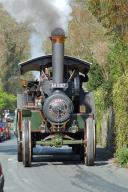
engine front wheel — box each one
[84,118,96,166]
[22,119,31,167]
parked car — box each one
[0,163,4,192]
[3,122,10,139]
[0,123,4,141]
[0,130,1,142]
[6,114,15,123]
[0,123,7,141]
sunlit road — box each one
[0,126,128,192]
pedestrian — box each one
[5,111,8,122]
[0,115,2,123]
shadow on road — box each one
[0,144,17,155]
[96,146,114,160]
[30,145,114,167]
[0,129,114,167]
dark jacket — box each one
[0,115,2,123]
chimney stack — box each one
[50,28,66,84]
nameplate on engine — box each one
[49,83,68,88]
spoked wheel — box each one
[17,141,22,162]
[84,118,96,166]
[22,119,31,167]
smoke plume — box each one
[0,0,72,58]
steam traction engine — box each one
[14,28,96,167]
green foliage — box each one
[1,32,29,95]
[93,87,106,144]
[74,0,128,167]
[102,76,114,106]
[106,39,128,77]
[113,75,128,150]
[102,38,128,106]
[0,86,16,115]
[117,148,128,167]
[86,37,128,162]
[86,0,128,39]
[86,0,102,20]
[0,7,32,95]
[86,61,104,91]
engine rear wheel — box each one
[84,118,96,165]
[22,119,31,167]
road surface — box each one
[0,127,128,192]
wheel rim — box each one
[93,120,96,162]
[29,121,31,165]
[84,118,96,165]
[22,119,31,167]
[22,122,25,165]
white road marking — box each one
[8,158,17,161]
[22,178,30,184]
[4,187,16,189]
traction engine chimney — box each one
[50,28,66,84]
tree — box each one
[86,0,128,39]
[0,86,16,115]
[0,6,32,95]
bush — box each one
[117,148,128,167]
[86,61,104,92]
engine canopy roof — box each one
[19,55,91,75]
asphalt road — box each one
[0,127,128,192]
